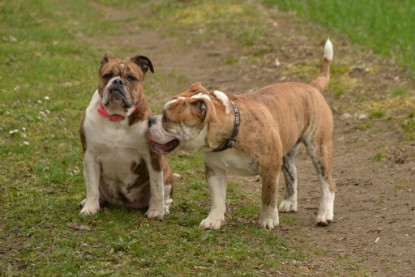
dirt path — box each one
[94,3,415,276]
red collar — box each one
[98,101,142,122]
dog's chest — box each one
[204,149,258,176]
[84,113,148,187]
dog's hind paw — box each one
[316,212,333,227]
[316,199,334,227]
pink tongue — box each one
[152,142,167,153]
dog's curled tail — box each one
[310,38,333,93]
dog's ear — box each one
[100,53,117,71]
[189,99,208,122]
[130,55,154,75]
[188,82,207,94]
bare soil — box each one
[95,3,415,276]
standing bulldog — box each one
[79,53,173,219]
[148,39,335,229]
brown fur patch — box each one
[128,96,153,126]
[79,114,86,155]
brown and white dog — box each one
[79,54,173,219]
[148,39,335,229]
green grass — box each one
[268,0,415,140]
[2,0,413,275]
[268,0,415,78]
[0,1,310,275]
[369,152,386,161]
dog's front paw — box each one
[146,204,169,220]
[258,216,279,229]
[200,215,225,230]
[259,205,279,229]
[278,199,297,213]
[80,201,100,216]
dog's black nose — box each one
[112,77,124,86]
[148,116,157,128]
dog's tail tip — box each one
[324,38,334,61]
[310,38,333,93]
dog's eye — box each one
[103,72,113,80]
[162,115,170,123]
[127,75,138,82]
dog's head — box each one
[98,54,154,115]
[148,83,234,155]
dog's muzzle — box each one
[148,115,180,155]
[107,77,129,107]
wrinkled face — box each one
[98,54,153,114]
[148,84,215,155]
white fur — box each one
[278,195,297,213]
[180,125,209,152]
[259,205,279,229]
[164,184,173,206]
[80,91,170,218]
[190,92,211,101]
[180,122,194,141]
[204,148,258,176]
[213,90,230,114]
[199,150,259,229]
[199,166,227,230]
[163,96,186,110]
[163,99,178,110]
[148,115,177,144]
[316,176,335,224]
[324,38,333,61]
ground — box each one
[0,1,415,276]
[89,3,415,276]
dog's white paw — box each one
[146,204,169,220]
[316,209,333,227]
[316,192,334,226]
[259,216,279,230]
[80,201,100,216]
[200,216,225,230]
[278,199,297,213]
[259,205,279,229]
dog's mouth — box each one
[107,89,130,107]
[151,139,180,155]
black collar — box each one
[212,100,240,152]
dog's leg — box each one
[279,144,300,213]
[200,164,227,230]
[80,151,101,215]
[145,154,168,220]
[164,182,173,208]
[259,166,281,229]
[304,139,336,226]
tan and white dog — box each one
[79,54,173,219]
[148,39,335,229]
